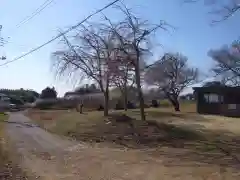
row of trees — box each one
[64,84,101,98]
[48,1,240,115]
[0,87,58,102]
[0,88,39,103]
[51,1,238,121]
[74,84,101,94]
[52,4,199,120]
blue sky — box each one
[0,0,239,96]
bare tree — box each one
[52,3,169,120]
[145,53,198,111]
[208,41,240,85]
[52,23,117,116]
[184,0,240,23]
[105,5,170,120]
[109,58,135,111]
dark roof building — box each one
[193,86,240,117]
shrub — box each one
[97,104,104,111]
[115,100,124,110]
[127,101,136,109]
[151,100,159,108]
[33,99,57,110]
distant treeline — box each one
[0,88,40,103]
[64,84,101,97]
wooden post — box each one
[79,101,83,114]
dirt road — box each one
[6,113,77,179]
[5,113,240,180]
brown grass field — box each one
[26,103,240,179]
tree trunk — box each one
[173,98,180,111]
[135,65,146,121]
[123,85,128,111]
[80,103,83,114]
[103,89,109,116]
[166,92,180,112]
[169,97,180,112]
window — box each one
[204,93,223,103]
[0,96,10,102]
[228,104,237,110]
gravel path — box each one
[5,113,165,180]
[5,113,240,180]
[6,113,79,179]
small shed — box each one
[193,86,240,117]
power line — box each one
[4,0,55,46]
[14,0,55,30]
[0,0,120,67]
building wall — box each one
[196,91,240,117]
[221,104,240,117]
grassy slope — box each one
[25,104,240,178]
[0,113,28,180]
[26,103,240,151]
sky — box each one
[0,0,239,96]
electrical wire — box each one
[4,0,55,46]
[0,0,120,67]
[14,0,55,30]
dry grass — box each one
[26,104,240,179]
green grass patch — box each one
[0,113,7,121]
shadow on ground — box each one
[131,110,211,122]
[66,113,240,170]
